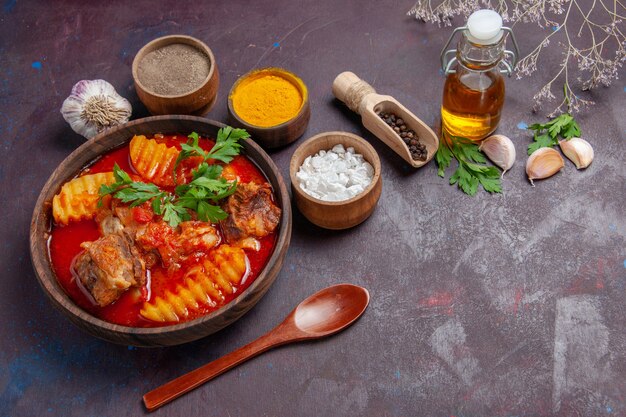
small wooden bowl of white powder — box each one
[290,131,382,230]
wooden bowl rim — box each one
[132,35,217,99]
[227,67,309,131]
[30,115,291,336]
[289,131,382,207]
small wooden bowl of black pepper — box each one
[132,35,219,116]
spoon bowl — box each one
[143,283,369,411]
[293,284,370,336]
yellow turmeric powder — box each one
[231,69,304,127]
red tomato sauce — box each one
[48,134,278,327]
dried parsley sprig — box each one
[436,136,502,196]
[98,128,248,228]
[527,113,581,155]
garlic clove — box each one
[61,79,132,139]
[559,137,593,169]
[526,147,564,185]
[479,134,516,175]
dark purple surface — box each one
[1,1,625,416]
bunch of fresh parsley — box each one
[435,136,502,196]
[99,127,249,228]
[527,113,581,155]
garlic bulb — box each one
[559,137,594,169]
[479,134,516,175]
[61,80,132,139]
[526,147,564,185]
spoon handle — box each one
[143,330,287,412]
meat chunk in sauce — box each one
[73,234,146,307]
[111,205,150,239]
[97,212,124,235]
[135,221,220,270]
[97,201,220,271]
[220,182,281,243]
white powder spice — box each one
[296,144,374,202]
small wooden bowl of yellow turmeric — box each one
[228,67,310,149]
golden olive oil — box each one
[441,69,504,142]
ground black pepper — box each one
[137,44,210,96]
[377,112,427,161]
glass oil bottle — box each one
[440,10,519,142]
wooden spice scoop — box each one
[332,71,438,168]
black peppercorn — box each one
[379,111,427,162]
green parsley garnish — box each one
[527,113,581,155]
[99,128,249,228]
[173,126,249,182]
[435,136,502,196]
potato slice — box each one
[140,245,249,323]
[129,135,179,186]
[52,172,115,225]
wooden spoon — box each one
[332,71,439,168]
[143,284,370,412]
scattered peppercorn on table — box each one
[3,1,625,417]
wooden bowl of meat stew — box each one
[30,116,291,347]
[132,35,220,116]
[289,131,382,230]
[227,68,311,149]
